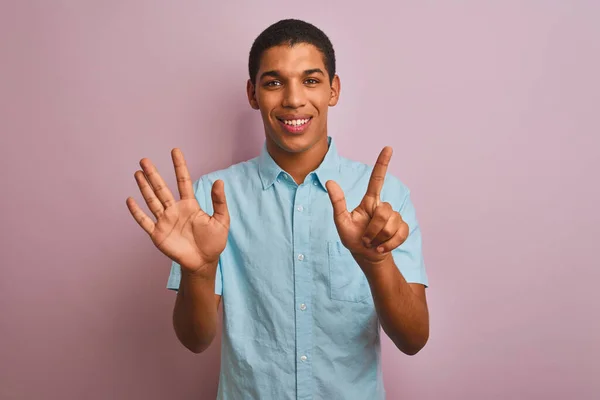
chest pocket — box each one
[327,241,371,303]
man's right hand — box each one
[126,148,229,277]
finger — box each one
[171,148,195,201]
[371,212,402,248]
[375,221,409,254]
[211,180,230,227]
[134,170,165,218]
[126,197,155,235]
[361,202,393,245]
[364,146,393,201]
[139,158,176,208]
[326,180,350,223]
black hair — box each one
[248,19,336,84]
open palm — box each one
[126,149,229,275]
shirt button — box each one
[300,355,308,362]
[313,182,318,186]
[300,303,307,311]
[297,254,304,261]
[297,205,304,212]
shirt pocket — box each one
[327,241,371,303]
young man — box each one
[127,19,429,400]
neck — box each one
[266,135,329,184]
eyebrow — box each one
[259,68,325,81]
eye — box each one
[305,78,319,85]
[264,80,282,87]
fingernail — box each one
[362,237,371,246]
[377,246,384,253]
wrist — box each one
[353,253,394,276]
[352,251,391,267]
[181,260,218,280]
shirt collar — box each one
[258,136,341,192]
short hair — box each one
[248,19,336,84]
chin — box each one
[274,133,323,154]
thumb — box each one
[326,180,349,221]
[210,180,230,226]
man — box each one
[126,19,429,400]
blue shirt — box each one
[167,136,428,400]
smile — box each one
[276,117,313,134]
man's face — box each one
[247,43,340,154]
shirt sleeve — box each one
[166,177,224,295]
[389,183,429,287]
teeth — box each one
[283,118,309,126]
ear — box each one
[328,74,341,107]
[246,79,259,110]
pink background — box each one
[1,1,599,399]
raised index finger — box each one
[364,146,393,200]
[171,148,195,200]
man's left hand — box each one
[326,147,409,265]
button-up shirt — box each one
[167,136,429,399]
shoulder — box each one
[194,157,260,188]
[339,155,411,201]
[189,157,260,212]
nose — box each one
[281,81,306,109]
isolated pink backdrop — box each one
[1,1,599,399]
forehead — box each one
[258,43,327,76]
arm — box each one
[173,264,222,354]
[358,256,429,355]
[326,146,429,356]
[126,149,229,354]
